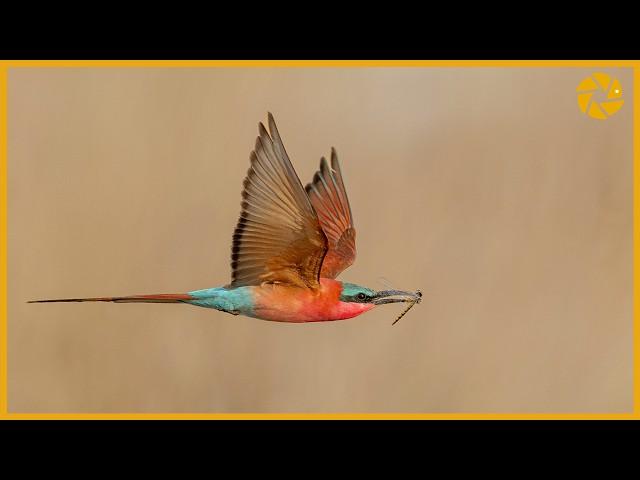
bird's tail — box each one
[28,293,194,304]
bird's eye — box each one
[357,293,367,301]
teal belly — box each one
[186,286,255,316]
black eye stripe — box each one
[340,289,374,303]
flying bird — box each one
[30,114,421,323]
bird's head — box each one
[336,282,422,324]
[339,282,421,307]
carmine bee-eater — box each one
[31,114,421,323]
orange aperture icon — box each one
[577,72,623,120]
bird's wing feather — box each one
[305,148,356,279]
[229,113,328,290]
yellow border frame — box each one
[0,59,637,420]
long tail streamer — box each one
[28,293,193,304]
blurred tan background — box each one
[8,68,633,413]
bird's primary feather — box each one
[305,148,357,278]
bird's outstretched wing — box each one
[229,113,328,290]
[305,148,356,279]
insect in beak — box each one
[391,290,422,326]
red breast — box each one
[251,278,374,322]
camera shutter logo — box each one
[576,73,623,120]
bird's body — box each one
[187,278,374,322]
[31,114,420,323]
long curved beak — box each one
[372,290,422,305]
